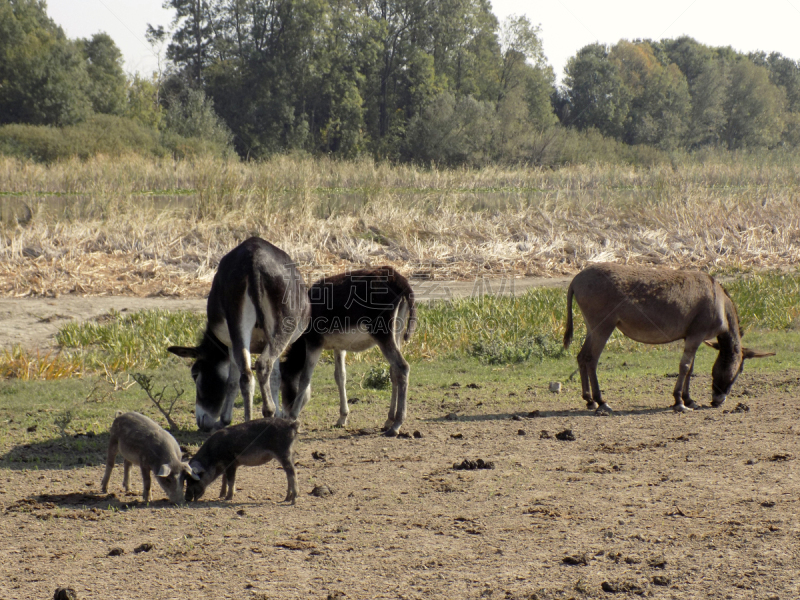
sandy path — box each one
[0,276,572,351]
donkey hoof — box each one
[383,427,400,438]
[586,401,599,411]
[683,399,700,410]
[595,404,613,416]
[673,404,693,413]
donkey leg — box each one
[334,350,349,427]
[269,358,282,416]
[287,345,323,420]
[378,338,409,436]
[255,350,277,418]
[673,342,701,412]
[579,324,614,414]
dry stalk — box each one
[131,373,183,431]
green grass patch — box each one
[55,309,206,372]
[2,272,799,382]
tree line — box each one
[2,0,799,164]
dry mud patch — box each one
[2,383,799,600]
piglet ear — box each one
[156,464,171,478]
[168,345,201,359]
[742,348,776,359]
[704,340,720,350]
[188,462,204,480]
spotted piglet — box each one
[185,417,299,504]
[100,411,191,504]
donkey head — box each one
[168,335,230,431]
[705,339,774,406]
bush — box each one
[0,114,233,162]
[362,365,391,390]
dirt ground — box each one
[1,281,798,600]
[1,370,799,600]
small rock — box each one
[652,575,671,586]
[512,414,522,421]
[548,382,562,393]
[450,382,461,388]
[26,425,37,433]
[310,485,334,498]
[539,430,552,439]
[53,588,78,600]
[133,543,154,554]
[562,553,588,566]
[649,557,667,569]
[396,431,412,439]
[746,458,758,465]
[732,402,750,413]
[761,500,776,508]
[601,580,644,594]
[348,397,360,404]
[555,429,576,441]
[450,433,463,439]
[311,451,327,461]
[466,383,481,389]
[236,508,247,516]
[413,431,423,439]
[518,429,526,436]
[107,547,124,557]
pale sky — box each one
[47,0,800,84]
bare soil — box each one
[1,372,799,599]
[1,281,798,599]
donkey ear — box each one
[704,340,720,350]
[168,345,200,359]
[742,348,776,359]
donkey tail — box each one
[563,283,575,349]
[402,284,417,343]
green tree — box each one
[724,60,786,149]
[0,0,91,125]
[562,43,629,138]
[83,32,127,115]
[609,40,690,148]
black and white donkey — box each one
[280,267,417,436]
[168,237,309,431]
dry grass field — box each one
[1,154,799,298]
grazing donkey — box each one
[168,237,309,431]
[563,263,773,414]
[280,267,416,436]
[185,418,299,504]
[100,411,190,504]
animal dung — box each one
[53,588,78,600]
[452,458,495,470]
[312,451,327,461]
[548,382,562,393]
[133,543,154,554]
[107,547,124,557]
[540,430,552,439]
[413,431,423,439]
[310,485,334,497]
[518,429,526,436]
[555,429,576,441]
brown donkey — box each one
[563,263,773,414]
